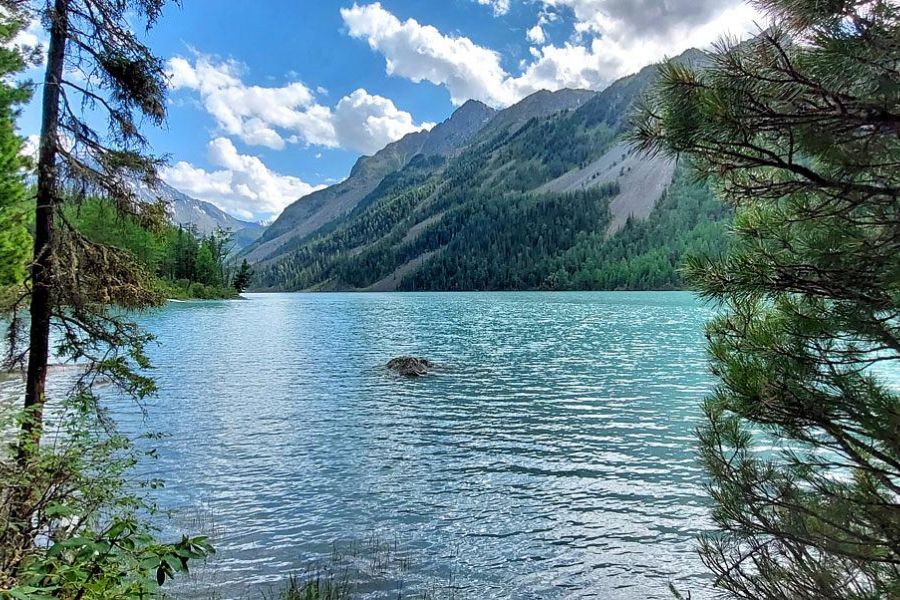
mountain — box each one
[242,89,594,263]
[250,49,728,291]
[140,182,265,249]
[479,88,594,135]
[419,99,496,156]
[244,99,500,262]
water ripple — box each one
[71,292,715,598]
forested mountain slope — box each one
[251,48,728,291]
[244,89,594,264]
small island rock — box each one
[387,356,433,377]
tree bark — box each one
[18,0,68,464]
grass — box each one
[273,533,464,600]
[278,572,353,600]
[165,517,464,599]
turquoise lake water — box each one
[106,292,716,598]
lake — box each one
[116,291,716,599]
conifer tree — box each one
[633,1,899,598]
[0,10,32,287]
[1,0,212,595]
[9,0,170,463]
[233,258,254,293]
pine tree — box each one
[1,0,212,594]
[233,258,254,293]
[11,0,170,463]
[633,1,899,598]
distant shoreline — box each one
[242,288,694,294]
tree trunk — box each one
[18,0,68,464]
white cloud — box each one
[475,0,511,16]
[342,2,762,107]
[511,41,618,94]
[20,133,39,161]
[341,3,515,106]
[12,18,46,50]
[167,54,431,154]
[334,89,435,154]
[539,0,760,76]
[3,16,47,73]
[526,24,546,44]
[161,137,325,221]
[542,0,747,36]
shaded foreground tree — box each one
[633,1,899,598]
[1,0,211,595]
[13,0,168,464]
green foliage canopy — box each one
[69,198,239,299]
[633,1,900,598]
[0,14,33,288]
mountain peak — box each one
[482,87,596,135]
[420,99,496,157]
[455,98,492,114]
[247,56,698,267]
[670,47,711,69]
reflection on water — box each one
[30,292,720,599]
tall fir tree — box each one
[233,258,254,293]
[633,1,899,598]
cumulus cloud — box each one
[341,3,515,106]
[525,10,559,48]
[544,0,741,35]
[167,55,317,149]
[526,24,546,44]
[475,0,511,16]
[12,18,46,50]
[539,0,760,76]
[161,137,325,221]
[167,54,432,154]
[3,16,48,73]
[334,89,435,154]
[20,134,40,161]
[511,41,620,94]
[342,2,762,107]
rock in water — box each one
[387,356,433,377]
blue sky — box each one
[17,0,760,222]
